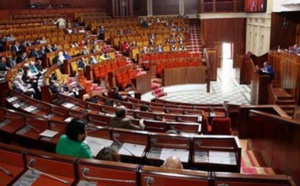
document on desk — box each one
[6,96,18,103]
[12,103,21,108]
[0,119,11,129]
[61,102,75,109]
[209,151,236,165]
[39,130,59,138]
[24,105,38,113]
[160,148,189,163]
[85,136,113,157]
[118,143,146,157]
[64,117,73,122]
[12,169,40,186]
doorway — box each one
[220,43,234,79]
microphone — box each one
[27,158,69,184]
[0,166,13,177]
[112,133,135,157]
[25,121,41,133]
[81,167,135,183]
[151,138,187,148]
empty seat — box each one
[210,117,232,135]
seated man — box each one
[109,105,145,130]
[162,156,183,169]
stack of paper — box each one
[39,130,59,138]
[85,136,114,157]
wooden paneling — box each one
[184,0,200,14]
[268,50,300,103]
[206,48,218,81]
[0,0,28,9]
[163,67,207,86]
[250,73,270,105]
[270,12,300,50]
[0,0,106,9]
[133,0,147,16]
[111,0,134,17]
[247,110,300,185]
[153,0,179,15]
[201,18,246,66]
[132,72,151,94]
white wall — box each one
[245,14,272,56]
[272,0,300,12]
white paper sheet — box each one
[85,136,113,156]
[13,103,20,108]
[209,151,230,158]
[118,143,145,157]
[6,96,18,103]
[208,151,236,165]
[39,130,59,138]
[61,102,75,109]
[64,117,73,122]
[160,148,189,163]
[24,105,37,113]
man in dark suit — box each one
[11,41,21,55]
[45,44,53,53]
[30,48,43,61]
[0,56,8,71]
[109,106,145,130]
[16,52,28,64]
[6,56,16,69]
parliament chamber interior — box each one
[0,0,299,185]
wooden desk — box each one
[13,150,77,186]
[0,143,27,186]
[164,67,207,86]
[110,128,149,164]
[132,72,151,94]
[15,117,49,148]
[140,166,210,186]
[192,136,241,173]
[76,159,139,186]
[146,134,191,167]
[214,172,294,186]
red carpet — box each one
[241,150,275,175]
[186,25,203,53]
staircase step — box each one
[278,104,296,109]
[276,99,296,105]
[273,88,293,99]
[284,110,294,115]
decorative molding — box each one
[199,13,246,19]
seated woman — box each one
[56,118,92,159]
[96,147,120,162]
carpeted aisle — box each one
[241,150,275,175]
[186,24,202,53]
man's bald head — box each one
[162,156,183,169]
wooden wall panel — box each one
[163,67,207,86]
[201,18,246,63]
[247,110,300,185]
[270,12,298,50]
[133,0,147,16]
[0,0,28,9]
[50,0,107,8]
[184,0,200,14]
[268,51,300,103]
[153,0,179,15]
[0,0,107,9]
